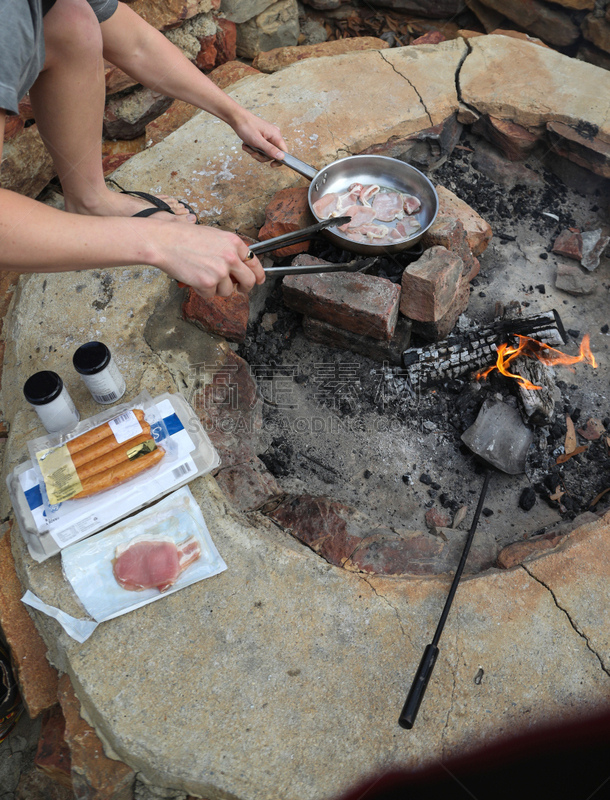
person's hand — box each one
[232,109,288,168]
[151,221,265,298]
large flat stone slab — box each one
[460,35,610,143]
[112,40,466,233]
[3,41,610,800]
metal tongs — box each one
[177,217,357,288]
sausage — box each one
[67,409,146,455]
[71,422,151,469]
[72,446,165,500]
[75,432,155,481]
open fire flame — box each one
[477,334,597,390]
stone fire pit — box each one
[3,36,610,800]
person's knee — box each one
[42,0,103,70]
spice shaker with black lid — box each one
[73,341,126,404]
[23,371,80,433]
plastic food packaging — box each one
[27,390,172,512]
[22,487,227,642]
[7,392,221,561]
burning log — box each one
[400,309,567,388]
[510,356,557,424]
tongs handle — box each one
[252,147,318,180]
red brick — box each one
[435,187,493,257]
[182,286,249,343]
[283,272,400,341]
[258,188,312,258]
[302,314,412,366]
[472,114,542,161]
[409,273,470,341]
[421,216,479,280]
[102,153,135,177]
[58,674,135,800]
[34,705,72,789]
[552,228,583,260]
[400,245,463,323]
[0,523,59,718]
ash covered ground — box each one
[238,132,610,550]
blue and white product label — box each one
[19,399,200,549]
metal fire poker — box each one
[399,399,533,729]
[398,469,492,729]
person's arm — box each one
[0,111,264,295]
[100,3,287,164]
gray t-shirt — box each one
[0,0,118,116]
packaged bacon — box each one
[27,390,175,513]
[21,487,227,643]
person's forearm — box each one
[100,3,247,128]
[0,189,158,273]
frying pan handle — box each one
[252,147,318,180]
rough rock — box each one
[195,33,218,71]
[222,0,277,24]
[466,0,505,32]
[34,705,72,788]
[215,457,284,511]
[435,186,493,256]
[165,12,217,60]
[104,88,174,140]
[363,0,464,18]
[400,246,463,323]
[551,0,593,8]
[461,35,610,140]
[582,13,610,54]
[58,674,135,800]
[0,125,55,197]
[145,100,200,147]
[207,60,261,90]
[555,263,596,295]
[104,60,138,95]
[488,27,549,47]
[302,314,412,366]
[16,767,75,800]
[526,513,610,667]
[0,523,58,718]
[102,136,145,176]
[412,31,447,45]
[474,0,579,46]
[497,530,565,569]
[236,0,300,59]
[472,139,543,190]
[299,18,328,45]
[283,272,401,341]
[193,346,263,468]
[425,508,450,531]
[581,229,610,271]
[547,120,610,179]
[472,114,543,161]
[578,42,610,72]
[553,228,583,260]
[421,215,480,280]
[360,114,463,171]
[258,187,312,257]
[252,36,389,72]
[126,0,219,31]
[182,286,250,342]
[216,19,238,65]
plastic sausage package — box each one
[22,486,227,642]
[7,391,221,561]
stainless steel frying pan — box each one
[261,150,439,256]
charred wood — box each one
[400,309,567,388]
[511,356,557,424]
